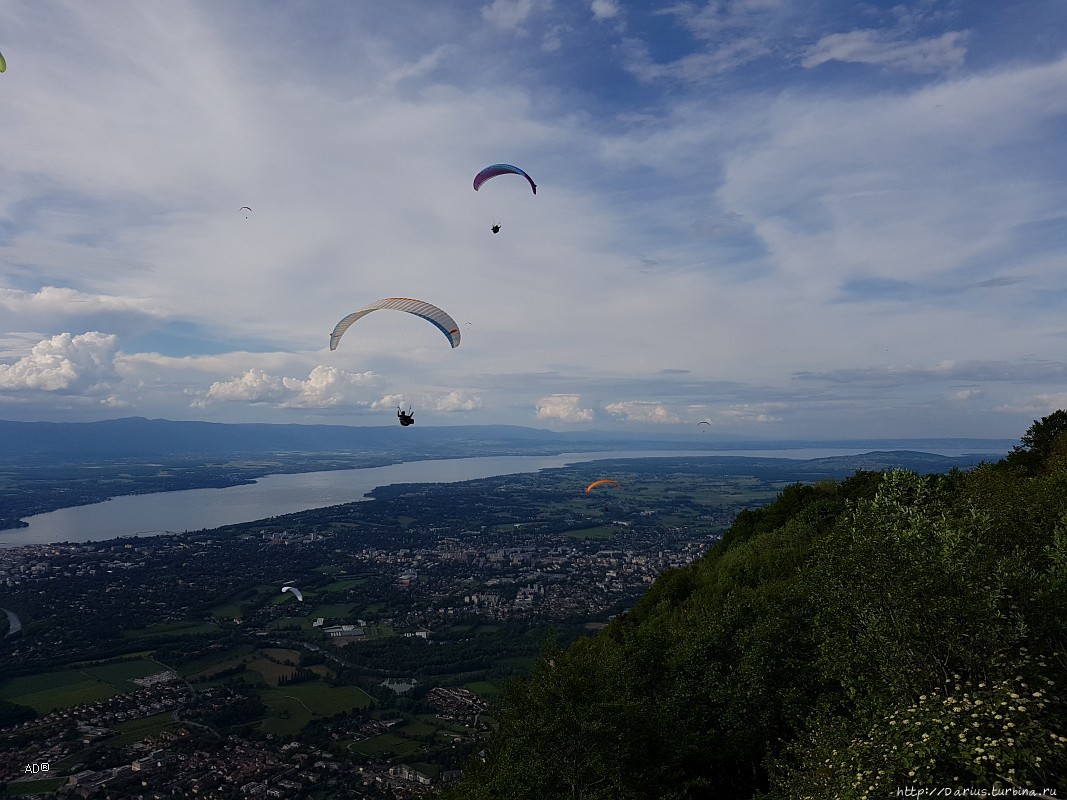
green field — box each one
[211,584,278,618]
[464,680,502,697]
[178,645,253,679]
[319,577,367,592]
[124,620,220,639]
[80,659,170,690]
[349,732,421,757]
[0,672,116,714]
[256,681,374,734]
[309,603,356,618]
[247,658,296,686]
[0,658,172,713]
[1,777,65,796]
[107,712,179,748]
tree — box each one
[1004,409,1067,474]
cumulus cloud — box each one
[371,393,407,410]
[535,394,595,422]
[434,390,483,412]
[801,30,968,73]
[193,365,376,408]
[605,400,682,424]
[591,0,619,20]
[0,286,158,315]
[952,388,982,401]
[719,402,786,424]
[0,332,119,393]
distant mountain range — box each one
[0,417,1017,464]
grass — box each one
[256,681,374,735]
[349,732,421,757]
[106,712,179,748]
[463,680,502,697]
[80,658,169,690]
[401,720,436,736]
[319,577,367,592]
[1,778,66,796]
[247,658,296,686]
[309,603,356,619]
[0,669,119,713]
[124,620,219,639]
[181,648,252,681]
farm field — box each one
[0,658,166,714]
[256,681,374,735]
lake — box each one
[0,447,1000,548]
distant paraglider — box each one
[585,479,621,493]
[473,164,537,195]
[490,223,501,234]
[0,49,6,73]
[281,586,303,602]
[698,420,711,432]
[239,206,252,219]
[330,298,461,351]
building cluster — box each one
[356,533,718,634]
[0,680,190,787]
[46,737,438,799]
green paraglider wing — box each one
[330,297,461,351]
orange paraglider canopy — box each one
[585,479,621,493]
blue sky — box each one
[1,0,1066,438]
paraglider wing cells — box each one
[330,298,462,351]
[281,586,303,602]
[585,479,622,493]
[473,164,537,195]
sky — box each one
[1,0,1066,439]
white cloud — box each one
[0,332,119,393]
[482,0,536,29]
[996,394,1067,415]
[802,29,969,73]
[622,34,770,83]
[951,388,982,401]
[434,390,484,412]
[605,400,682,424]
[372,394,407,410]
[719,402,786,424]
[0,286,159,315]
[535,394,595,422]
[193,365,376,408]
[591,0,619,21]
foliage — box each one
[448,418,1067,800]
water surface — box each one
[0,448,997,548]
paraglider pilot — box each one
[397,406,415,426]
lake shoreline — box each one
[0,447,1007,548]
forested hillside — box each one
[448,412,1067,799]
